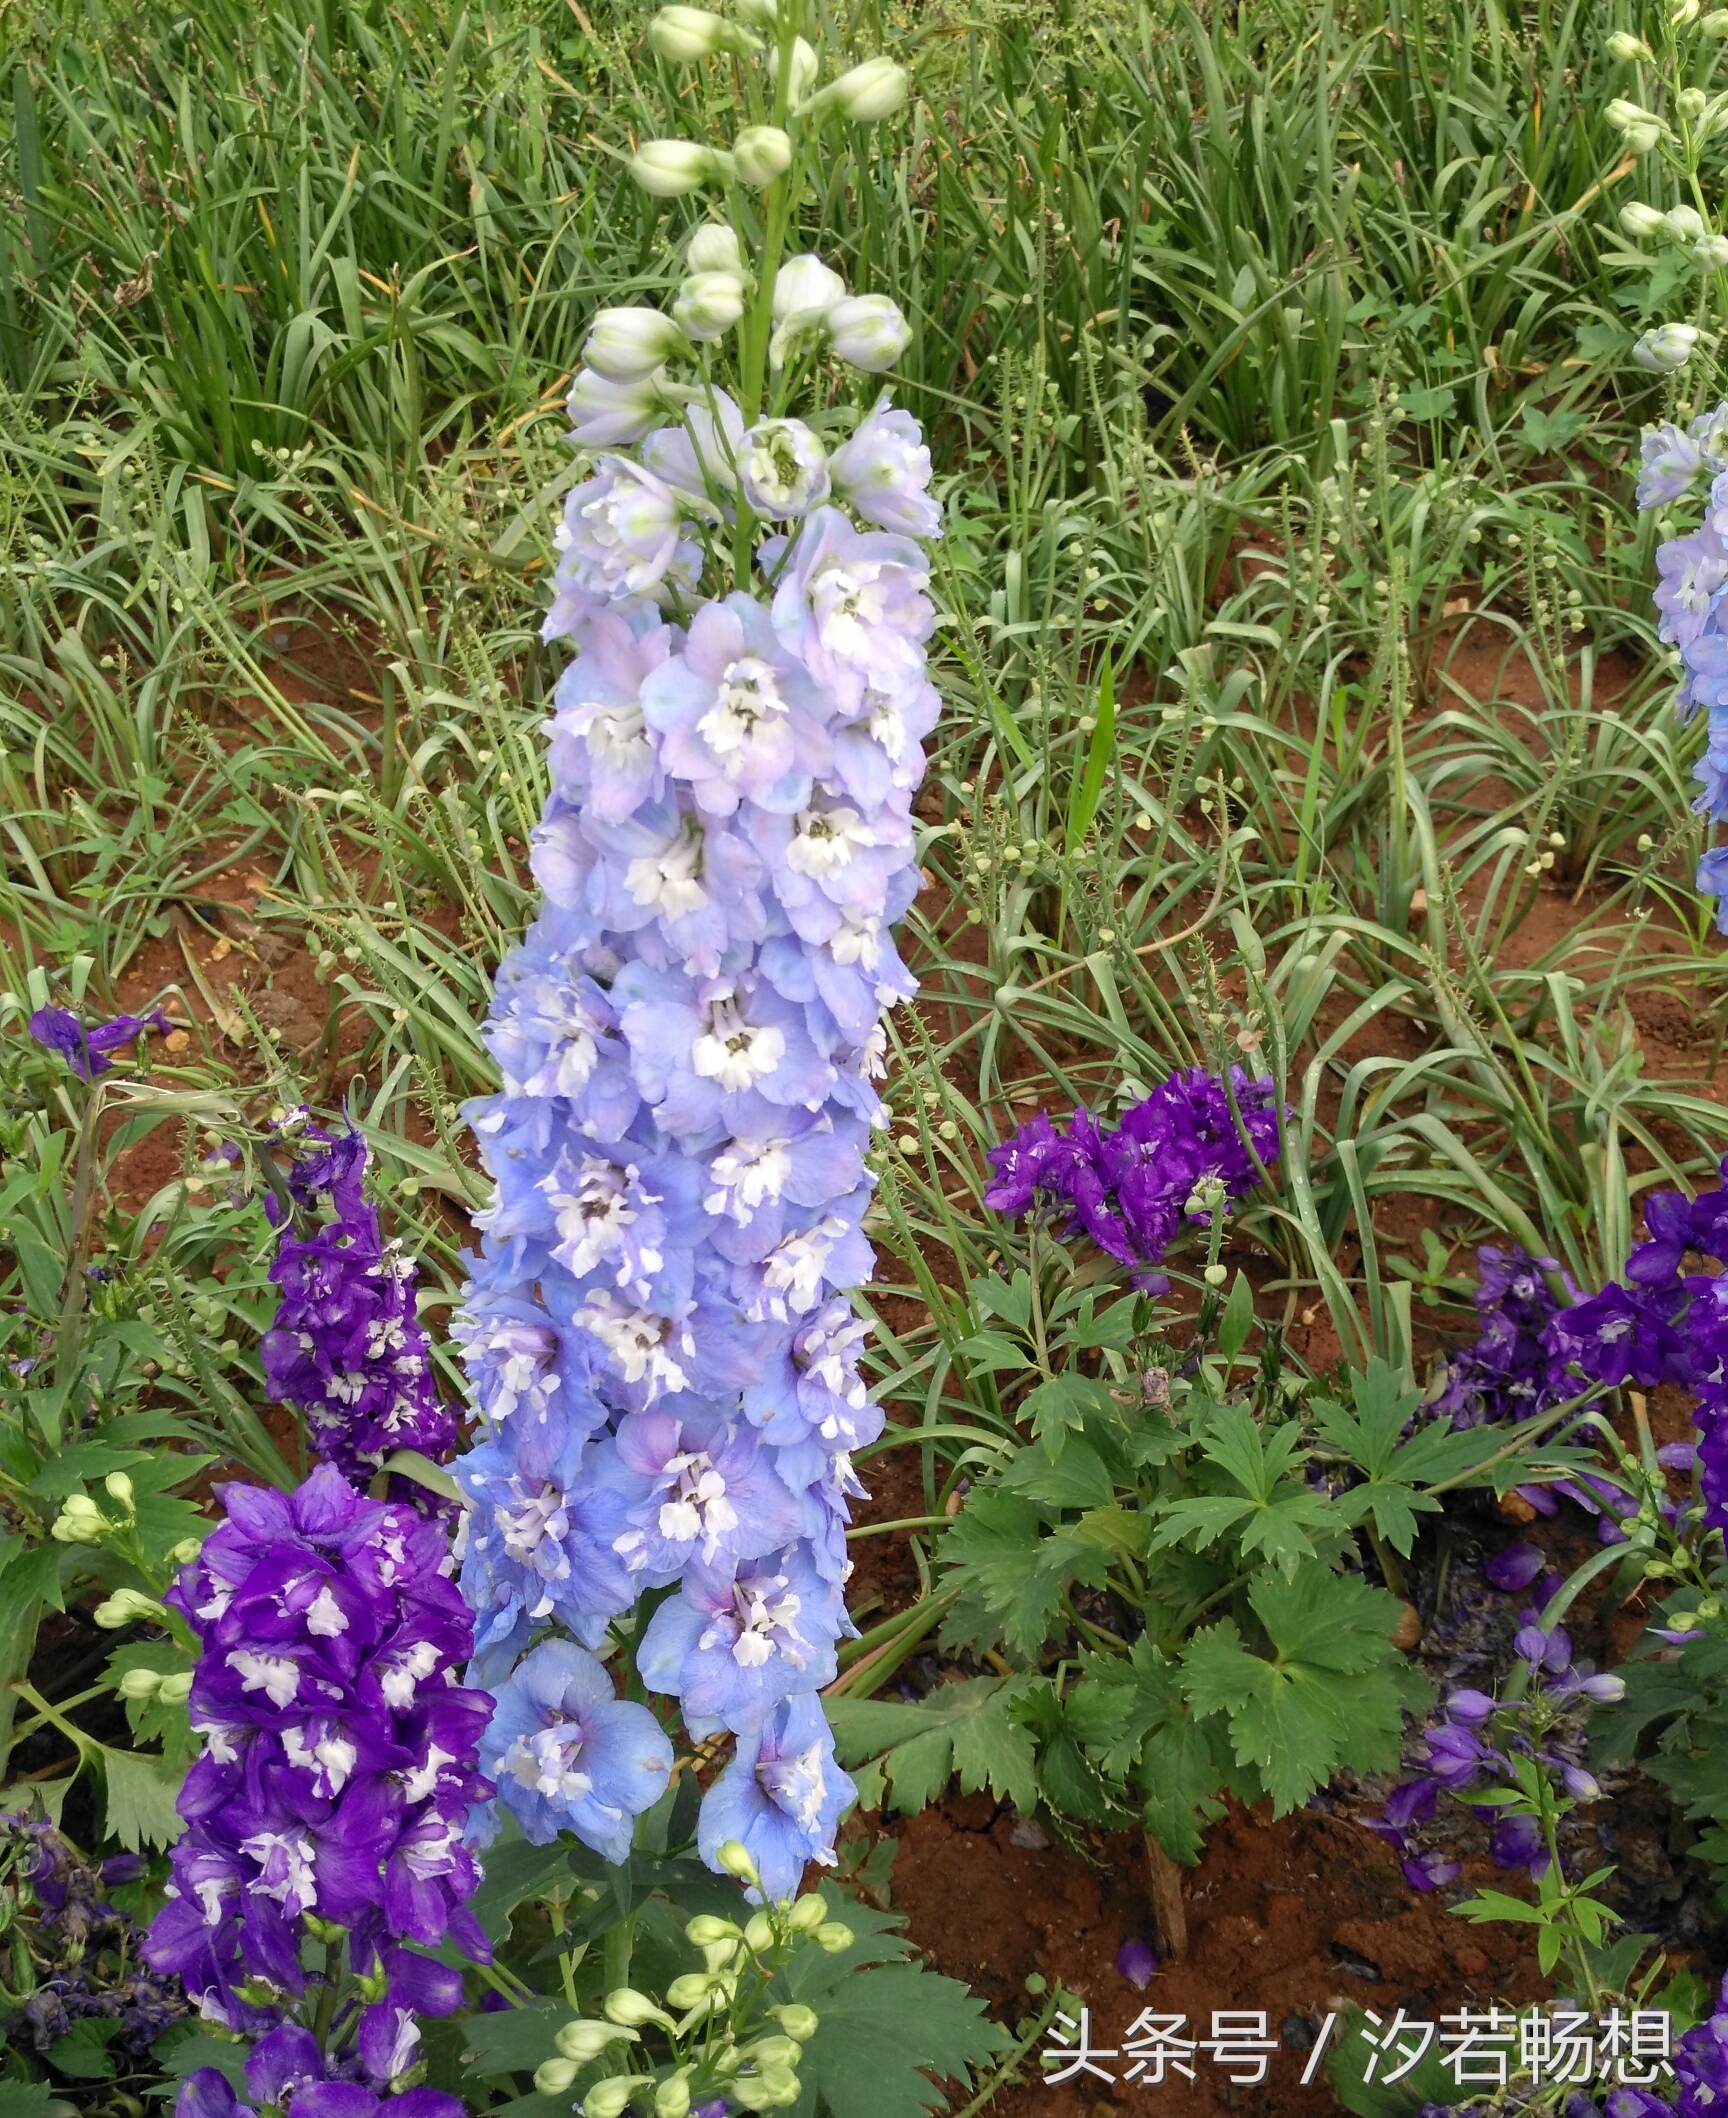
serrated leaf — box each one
[950,1690,1039,1812]
[958,1330,1032,1374]
[1001,1437,1114,1511]
[1070,1504,1148,1560]
[781,1904,1010,2118]
[1021,1371,1116,1453]
[828,1678,1038,1816]
[1247,1562,1404,1675]
[938,1489,1110,1656]
[971,1272,1032,1330]
[1179,1569,1412,1812]
[1137,1718,1231,1864]
[102,1746,187,1851]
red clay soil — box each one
[882,1795,1548,2116]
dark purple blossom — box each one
[1678,1981,1728,2116]
[1428,1246,1577,1429]
[1399,1848,1460,1891]
[1116,1936,1157,1989]
[261,1124,457,1487]
[985,1068,1280,1277]
[1485,1809,1550,1877]
[1484,1543,1544,1592]
[144,1465,493,2030]
[28,1004,171,1081]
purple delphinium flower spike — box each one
[144,1464,494,2029]
[260,1123,457,1490]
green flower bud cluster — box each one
[530,1855,852,2118]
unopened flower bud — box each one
[743,1908,777,1951]
[813,1921,854,1954]
[772,253,847,323]
[771,2003,820,2041]
[826,292,911,370]
[649,5,757,59]
[117,1667,164,1701]
[536,2059,582,2096]
[1698,233,1728,266]
[666,1971,720,2008]
[1634,321,1700,371]
[673,270,747,342]
[655,2074,692,2118]
[685,1913,743,1946]
[736,0,775,20]
[1679,84,1710,121]
[687,223,743,275]
[557,2019,640,2062]
[94,1588,167,1629]
[158,1670,193,1704]
[733,124,792,187]
[749,2038,803,2068]
[584,2082,647,2118]
[1607,29,1653,56]
[1701,8,1728,32]
[1667,204,1707,240]
[51,1494,108,1544]
[1203,1262,1229,1287]
[786,1893,828,1932]
[168,1537,205,1566]
[629,139,717,197]
[1675,0,1703,24]
[584,306,686,381]
[605,1989,676,2030]
[787,35,818,104]
[1620,202,1668,238]
[823,57,909,120]
[715,1838,761,1885]
[105,1471,135,1510]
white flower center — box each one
[654,1448,740,1562]
[626,819,708,918]
[759,1740,832,1839]
[705,1137,793,1221]
[692,995,786,1091]
[698,656,788,769]
[501,1724,599,1810]
[240,1829,319,1912]
[378,1639,442,1710]
[498,1484,571,1563]
[305,1585,348,1637]
[582,1298,691,1394]
[787,807,870,879]
[226,1650,300,1710]
[830,915,881,969]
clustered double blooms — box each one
[0,1814,185,2056]
[144,1466,493,2089]
[1635,401,1728,929]
[982,1068,1281,1284]
[1432,1160,1728,1532]
[261,1120,458,1489]
[1367,1545,1621,1895]
[449,209,938,1891]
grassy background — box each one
[3,0,1727,1463]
